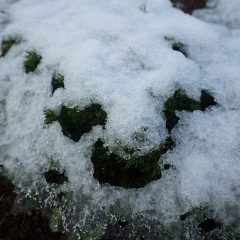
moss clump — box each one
[164,89,216,132]
[52,73,65,94]
[49,207,62,232]
[91,137,175,189]
[43,108,58,124]
[44,103,107,142]
[170,0,207,14]
[1,37,20,57]
[24,50,42,73]
[200,90,217,110]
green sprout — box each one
[24,50,42,73]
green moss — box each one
[164,89,217,132]
[0,37,20,57]
[91,137,175,189]
[49,206,62,232]
[52,73,65,94]
[24,50,42,73]
[44,104,107,142]
[44,108,58,124]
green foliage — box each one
[91,137,175,189]
[43,108,58,124]
[0,37,20,57]
[164,89,216,132]
[24,50,42,73]
[52,72,65,94]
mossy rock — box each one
[24,50,42,73]
[44,103,107,142]
[0,37,20,57]
[52,73,64,94]
[170,0,207,14]
[91,137,175,189]
[164,89,216,132]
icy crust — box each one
[194,0,240,29]
[0,0,240,236]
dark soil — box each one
[0,173,66,240]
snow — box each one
[1,0,240,231]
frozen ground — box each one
[1,0,240,238]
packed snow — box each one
[1,0,240,234]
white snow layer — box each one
[1,0,240,226]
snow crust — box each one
[1,0,240,229]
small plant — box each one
[51,72,65,94]
[0,37,20,57]
[164,89,216,132]
[44,103,107,142]
[91,137,175,189]
[24,50,42,73]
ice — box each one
[1,0,240,234]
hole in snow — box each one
[90,138,175,189]
[44,103,107,142]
